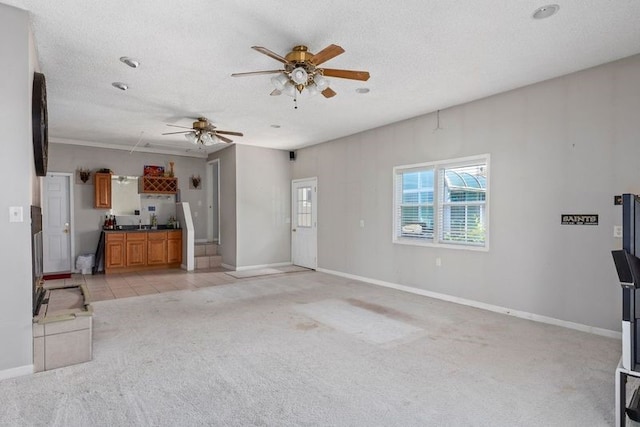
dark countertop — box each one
[103,225,181,232]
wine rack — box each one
[140,176,178,194]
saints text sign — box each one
[561,214,599,225]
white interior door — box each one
[292,178,317,269]
[43,174,72,273]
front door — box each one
[291,178,317,269]
[43,173,72,273]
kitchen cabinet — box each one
[147,232,167,265]
[125,232,147,267]
[94,172,112,209]
[104,230,182,273]
[167,230,182,264]
[105,232,125,269]
[140,176,178,194]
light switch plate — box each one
[9,206,23,222]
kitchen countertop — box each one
[103,225,181,232]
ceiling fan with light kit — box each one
[231,44,370,100]
[162,117,243,147]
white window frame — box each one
[392,154,490,251]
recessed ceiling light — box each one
[112,82,128,91]
[119,56,140,68]
[356,88,370,94]
[532,4,559,19]
[270,124,281,128]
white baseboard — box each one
[317,268,621,340]
[195,238,210,243]
[221,263,235,271]
[0,364,33,381]
[230,262,293,272]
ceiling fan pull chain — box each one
[294,92,298,109]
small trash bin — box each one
[76,254,95,275]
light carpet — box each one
[0,272,620,426]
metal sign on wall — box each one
[561,214,599,225]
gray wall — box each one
[235,144,291,267]
[207,144,292,269]
[48,144,208,259]
[0,4,36,374]
[293,54,640,332]
[208,146,237,267]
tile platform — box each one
[45,266,240,303]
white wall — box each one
[0,4,36,376]
[235,144,291,267]
[48,143,208,259]
[293,54,640,332]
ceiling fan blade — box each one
[216,134,233,144]
[162,131,192,135]
[231,70,284,77]
[310,44,345,66]
[321,68,370,81]
[165,124,193,129]
[322,87,337,98]
[215,130,244,137]
[270,89,282,96]
[251,46,289,64]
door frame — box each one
[206,158,221,244]
[41,172,75,273]
[291,177,318,269]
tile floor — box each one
[45,267,242,302]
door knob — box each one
[292,229,297,232]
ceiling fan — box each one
[231,44,370,98]
[162,117,243,146]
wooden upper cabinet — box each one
[94,172,112,209]
[140,176,178,194]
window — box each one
[296,186,313,228]
[393,155,489,249]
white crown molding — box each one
[50,137,208,158]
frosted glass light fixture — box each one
[282,81,297,97]
[290,67,308,84]
[313,74,329,90]
[200,132,214,146]
[185,132,197,144]
[271,73,289,90]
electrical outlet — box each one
[359,220,365,228]
[614,225,623,238]
[435,257,441,267]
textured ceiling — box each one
[4,0,640,157]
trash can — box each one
[76,254,95,275]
